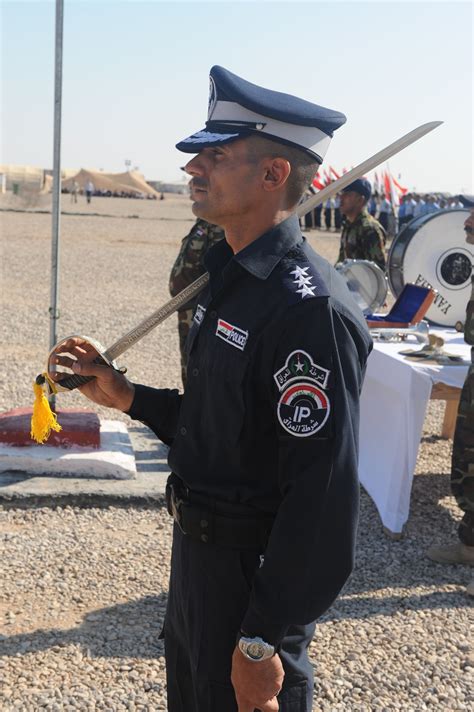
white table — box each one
[358,329,470,536]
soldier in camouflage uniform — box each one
[169,219,225,387]
[337,178,387,271]
[427,203,474,595]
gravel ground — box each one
[0,194,472,710]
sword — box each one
[41,120,442,393]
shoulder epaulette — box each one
[279,250,329,307]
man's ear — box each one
[262,158,291,193]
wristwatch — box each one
[238,635,275,662]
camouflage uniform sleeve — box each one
[168,220,224,298]
[359,222,387,271]
[337,237,346,265]
[169,221,204,297]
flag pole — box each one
[49,0,64,410]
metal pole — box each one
[49,0,64,409]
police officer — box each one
[50,66,372,711]
[169,218,225,387]
[427,197,474,596]
[337,178,387,270]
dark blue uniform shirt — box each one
[128,214,372,645]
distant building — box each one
[148,180,189,195]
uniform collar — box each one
[346,208,368,226]
[205,214,303,281]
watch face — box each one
[247,642,264,660]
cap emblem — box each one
[208,76,217,119]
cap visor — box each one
[176,127,248,153]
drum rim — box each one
[337,258,388,311]
[387,208,470,325]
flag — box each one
[323,169,332,186]
[384,170,399,208]
[392,175,408,195]
[330,166,340,180]
[312,173,325,190]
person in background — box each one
[377,192,391,233]
[367,191,378,217]
[427,198,474,597]
[70,180,79,204]
[337,178,387,270]
[413,194,425,218]
[324,195,333,230]
[397,195,407,230]
[334,194,342,230]
[169,218,225,387]
[403,192,416,224]
[85,180,95,204]
[449,196,465,209]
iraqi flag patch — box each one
[277,381,330,437]
[216,318,249,351]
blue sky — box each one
[1,0,472,192]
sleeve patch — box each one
[274,350,330,391]
[277,381,330,437]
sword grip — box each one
[57,373,95,390]
[54,354,108,391]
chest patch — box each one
[216,318,249,351]
[274,350,330,391]
[194,303,206,325]
[277,382,330,437]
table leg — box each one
[441,398,461,439]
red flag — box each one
[330,166,340,180]
[392,175,408,195]
[324,170,332,186]
[342,167,348,174]
[383,171,391,200]
[312,174,325,190]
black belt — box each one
[165,479,273,551]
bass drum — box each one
[388,209,472,327]
[336,259,388,313]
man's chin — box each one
[192,201,214,222]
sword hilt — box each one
[36,353,108,393]
[54,373,95,391]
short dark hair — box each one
[245,135,320,208]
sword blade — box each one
[79,121,445,367]
[103,271,210,362]
[296,121,443,216]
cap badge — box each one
[208,76,217,118]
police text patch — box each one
[216,318,248,351]
[277,382,330,437]
[194,304,206,325]
[274,350,330,391]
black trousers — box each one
[164,524,316,711]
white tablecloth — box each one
[359,329,470,534]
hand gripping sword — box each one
[40,121,442,394]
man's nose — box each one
[185,154,204,176]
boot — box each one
[426,542,474,566]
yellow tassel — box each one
[30,378,62,444]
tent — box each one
[62,168,159,198]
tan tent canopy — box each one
[62,168,159,198]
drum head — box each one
[336,259,388,312]
[388,209,472,327]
